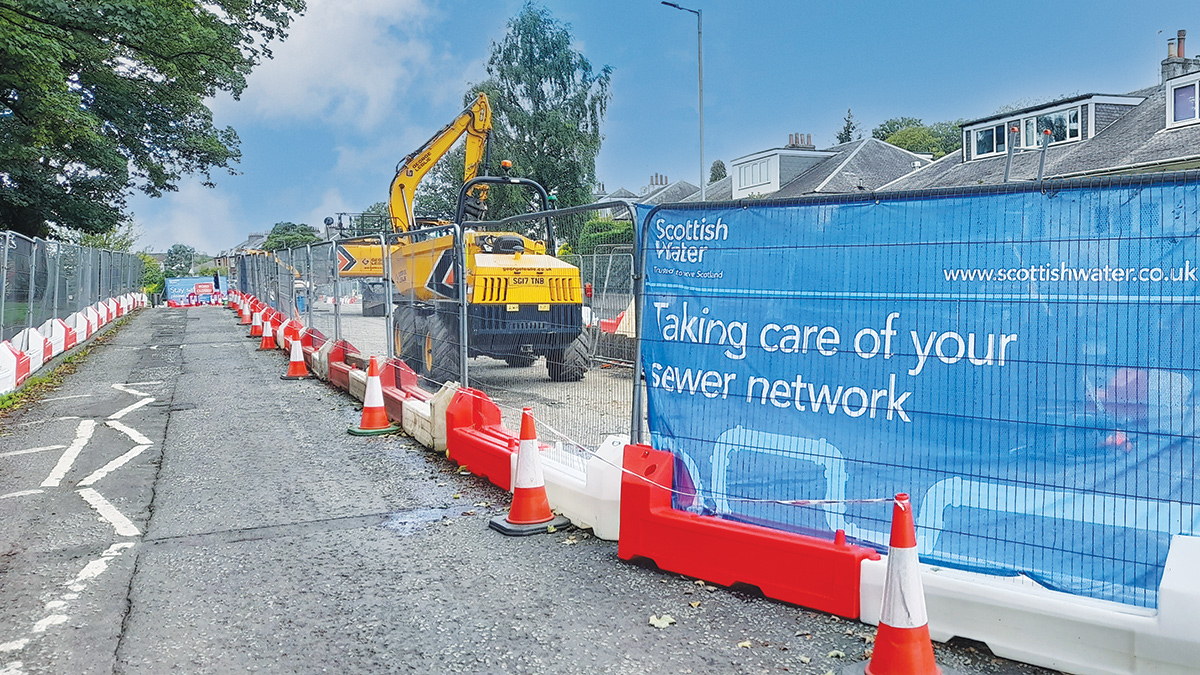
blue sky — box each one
[129,0,1198,254]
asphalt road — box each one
[0,307,1053,674]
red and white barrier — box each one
[0,341,30,394]
[14,327,50,373]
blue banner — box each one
[641,177,1200,607]
[165,276,228,305]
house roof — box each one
[773,138,928,197]
[882,85,1200,191]
[681,175,733,202]
[639,180,699,205]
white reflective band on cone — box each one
[880,545,928,629]
[290,339,303,361]
[364,373,384,408]
[513,438,545,489]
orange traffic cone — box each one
[258,316,277,350]
[489,408,570,536]
[248,309,264,338]
[846,493,947,675]
[280,337,312,380]
[348,356,400,436]
[238,300,251,325]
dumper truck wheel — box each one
[393,305,425,374]
[424,311,461,385]
[547,329,590,382]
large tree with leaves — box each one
[0,0,305,240]
[435,3,610,246]
[163,243,196,278]
[261,222,318,250]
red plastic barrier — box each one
[600,311,625,335]
[379,359,432,422]
[618,444,880,619]
[444,388,518,491]
[62,322,77,351]
[326,340,359,391]
[3,342,30,387]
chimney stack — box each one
[1162,29,1200,83]
[1179,29,1187,58]
[1169,38,1177,59]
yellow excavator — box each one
[341,92,589,382]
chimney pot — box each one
[1179,29,1187,58]
[1169,38,1177,59]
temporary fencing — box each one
[0,230,146,394]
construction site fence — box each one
[1,230,145,343]
[636,171,1200,611]
[229,200,641,452]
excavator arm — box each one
[388,92,492,232]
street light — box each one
[662,1,704,201]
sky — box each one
[128,0,1199,254]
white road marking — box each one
[123,380,162,387]
[0,446,65,458]
[0,640,27,653]
[61,594,78,601]
[66,543,135,591]
[104,420,152,445]
[30,617,67,634]
[40,420,96,488]
[40,394,92,402]
[76,488,139,537]
[0,490,43,501]
[111,383,149,397]
[43,602,65,611]
[0,660,25,674]
[78,445,150,487]
[107,397,154,420]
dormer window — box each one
[974,124,1007,157]
[1022,107,1080,146]
[1168,74,1199,128]
[738,158,770,189]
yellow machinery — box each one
[344,92,590,382]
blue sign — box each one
[165,276,228,305]
[640,177,1200,607]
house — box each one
[681,134,929,202]
[883,30,1200,191]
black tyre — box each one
[392,304,425,374]
[423,310,462,385]
[547,329,591,382]
[503,353,536,368]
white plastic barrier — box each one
[68,311,91,340]
[91,302,107,326]
[401,383,457,451]
[312,339,337,382]
[38,319,64,356]
[0,341,20,394]
[347,367,367,401]
[14,327,48,374]
[859,534,1200,675]
[541,435,625,541]
[104,297,118,320]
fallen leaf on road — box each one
[737,641,752,649]
[799,655,811,664]
[649,614,676,628]
[689,601,700,608]
[546,525,557,533]
[562,536,577,545]
[827,650,845,659]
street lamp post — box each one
[662,1,704,201]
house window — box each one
[1169,79,1199,126]
[973,124,1006,157]
[1021,107,1080,146]
[738,159,769,189]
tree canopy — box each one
[836,108,859,144]
[709,160,726,184]
[414,3,610,247]
[261,222,319,250]
[872,117,924,141]
[0,0,305,240]
[163,244,196,278]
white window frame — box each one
[1018,105,1081,148]
[738,158,770,189]
[1167,74,1200,129]
[971,123,1008,158]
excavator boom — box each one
[387,92,492,233]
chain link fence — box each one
[1,231,144,343]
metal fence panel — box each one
[638,174,1200,609]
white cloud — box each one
[223,0,433,130]
[132,182,243,254]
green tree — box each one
[885,126,940,155]
[413,145,468,220]
[575,217,633,256]
[78,221,140,252]
[467,3,611,238]
[928,119,964,156]
[163,244,196,278]
[138,252,164,294]
[872,116,923,140]
[0,0,306,240]
[261,222,319,250]
[836,108,859,144]
[709,160,727,184]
